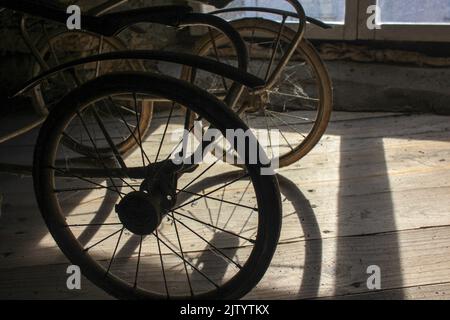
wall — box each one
[328,60,450,115]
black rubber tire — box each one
[33,72,282,300]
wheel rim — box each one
[34,78,280,299]
[32,31,153,156]
[187,19,332,167]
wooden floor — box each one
[0,111,449,300]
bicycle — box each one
[1,0,283,299]
[185,0,334,168]
[0,0,250,161]
[4,0,333,169]
[0,0,333,300]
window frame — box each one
[358,0,450,42]
[305,0,358,40]
[193,0,358,39]
[194,0,450,42]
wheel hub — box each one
[240,89,270,114]
[115,160,182,236]
[115,191,162,236]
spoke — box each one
[249,40,281,46]
[105,227,124,275]
[55,185,113,193]
[208,27,229,92]
[171,213,194,296]
[265,111,295,152]
[177,189,257,211]
[174,210,256,244]
[67,223,122,228]
[238,211,254,235]
[43,23,70,86]
[246,30,273,79]
[169,213,242,270]
[180,109,193,163]
[112,98,152,165]
[202,188,215,228]
[95,36,104,77]
[153,232,220,289]
[84,228,124,252]
[253,46,271,79]
[263,111,274,159]
[165,123,196,163]
[133,92,147,168]
[155,102,175,162]
[265,110,308,139]
[267,109,316,122]
[177,159,220,195]
[75,111,125,197]
[155,229,170,298]
[117,104,139,116]
[173,173,249,211]
[134,235,143,288]
[267,103,316,114]
[145,123,197,193]
[267,90,320,102]
[98,101,132,145]
[51,166,126,196]
[264,15,287,81]
[223,181,252,230]
[216,187,226,227]
[92,107,128,171]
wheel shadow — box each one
[277,174,322,299]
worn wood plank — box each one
[323,282,450,300]
[246,226,450,299]
[1,112,449,299]
[2,225,450,300]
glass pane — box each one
[212,0,346,24]
[377,0,450,24]
[299,0,346,23]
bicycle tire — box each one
[33,72,282,300]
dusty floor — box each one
[0,111,449,300]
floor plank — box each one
[0,112,449,299]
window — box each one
[220,0,346,23]
[377,0,450,24]
[360,0,450,41]
[197,0,450,41]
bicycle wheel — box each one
[31,30,153,157]
[183,18,333,168]
[33,72,282,300]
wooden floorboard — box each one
[0,111,449,299]
[324,282,450,300]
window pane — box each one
[377,0,450,24]
[215,0,346,24]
